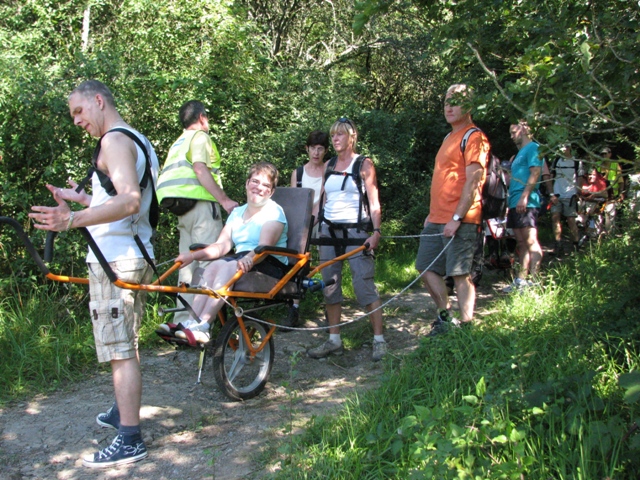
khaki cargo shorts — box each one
[88,259,153,363]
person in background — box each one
[502,121,543,293]
[307,117,387,361]
[156,100,238,327]
[283,129,329,329]
[30,80,159,468]
[549,144,584,255]
[577,166,608,241]
[599,146,623,233]
[414,84,488,331]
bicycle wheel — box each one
[212,316,274,400]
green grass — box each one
[0,281,167,404]
[271,226,640,479]
[0,244,413,404]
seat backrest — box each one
[271,187,313,254]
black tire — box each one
[212,316,274,401]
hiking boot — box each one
[82,433,147,469]
[372,340,388,362]
[280,306,300,332]
[96,403,120,430]
[551,241,562,256]
[429,309,454,336]
[578,234,589,249]
[502,277,531,294]
[308,340,344,359]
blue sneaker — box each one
[82,434,148,468]
[96,403,120,430]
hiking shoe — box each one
[96,403,120,430]
[502,277,530,293]
[578,235,589,249]
[428,309,453,336]
[82,434,147,469]
[372,340,388,362]
[280,306,300,332]
[551,241,562,256]
[308,340,344,359]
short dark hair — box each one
[247,161,279,190]
[306,130,329,149]
[71,80,115,107]
[179,100,207,129]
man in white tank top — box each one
[30,80,158,468]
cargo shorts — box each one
[88,258,153,363]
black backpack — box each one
[318,155,372,231]
[459,127,508,220]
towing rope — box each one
[227,234,455,332]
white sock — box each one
[374,335,385,343]
[329,334,341,345]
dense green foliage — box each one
[2,0,638,287]
[1,1,639,473]
[274,226,640,478]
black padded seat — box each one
[232,187,314,294]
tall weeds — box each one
[274,225,640,479]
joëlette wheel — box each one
[212,316,274,400]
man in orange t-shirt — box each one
[415,84,489,331]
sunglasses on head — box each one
[338,117,355,130]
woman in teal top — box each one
[159,161,288,343]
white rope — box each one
[238,235,456,332]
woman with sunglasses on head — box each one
[157,161,288,343]
[307,118,387,362]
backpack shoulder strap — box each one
[91,127,158,229]
[460,127,481,153]
[352,155,366,189]
[295,165,304,188]
[324,156,338,179]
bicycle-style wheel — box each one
[212,316,274,400]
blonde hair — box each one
[329,118,358,151]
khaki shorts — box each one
[319,224,380,306]
[415,222,481,277]
[88,259,153,363]
[550,197,578,218]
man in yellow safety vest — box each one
[157,100,238,326]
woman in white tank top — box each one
[307,118,387,362]
[284,130,329,328]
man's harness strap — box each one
[76,128,160,278]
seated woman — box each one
[159,161,288,343]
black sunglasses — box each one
[338,117,355,130]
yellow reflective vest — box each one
[156,130,222,203]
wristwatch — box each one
[452,214,462,222]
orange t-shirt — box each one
[428,126,489,225]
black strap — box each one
[317,155,372,232]
[82,128,158,229]
[77,128,159,279]
[295,165,304,188]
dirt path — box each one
[0,276,504,480]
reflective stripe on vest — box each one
[156,130,222,203]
